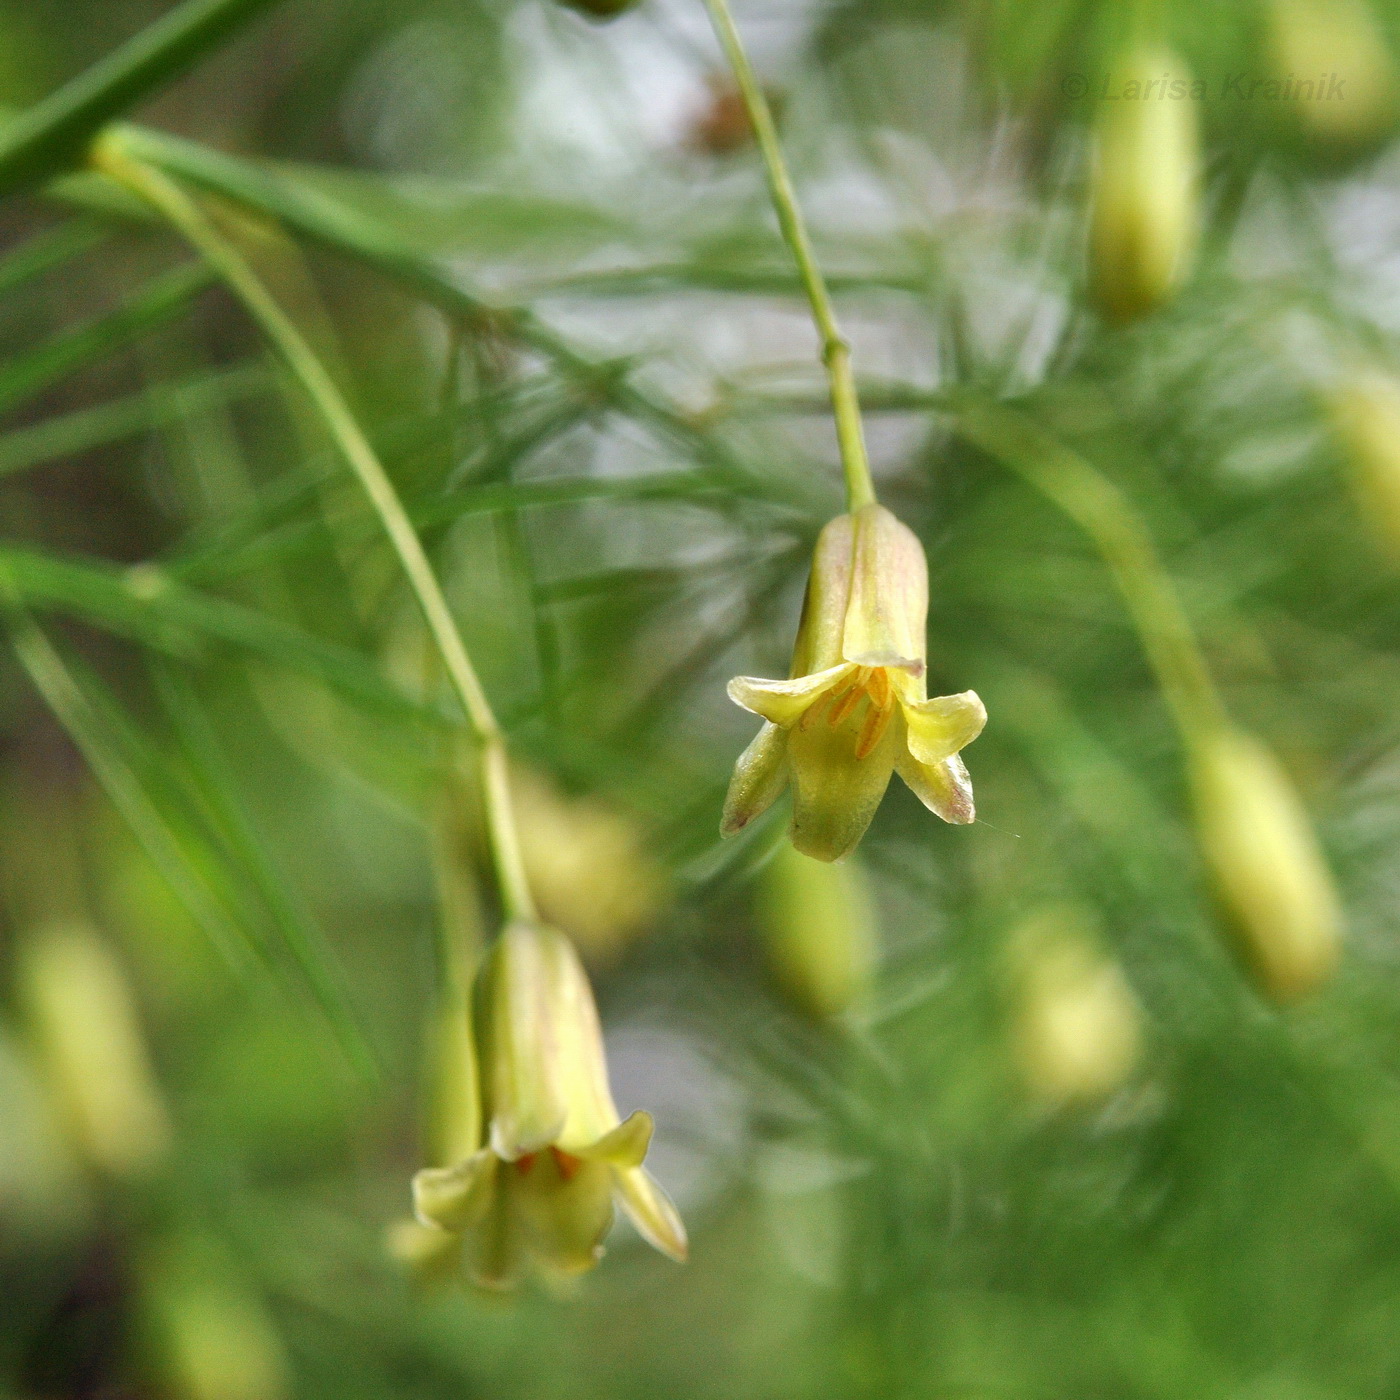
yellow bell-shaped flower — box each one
[411,921,686,1287]
[722,504,985,862]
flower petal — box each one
[413,1150,497,1233]
[786,692,901,862]
[576,1109,653,1169]
[727,665,853,726]
[790,513,855,676]
[721,722,790,836]
[615,1165,688,1262]
[902,690,987,766]
[895,750,976,825]
[841,505,928,671]
[479,922,570,1159]
[513,1151,617,1277]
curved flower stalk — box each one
[86,141,686,1283]
[412,921,686,1287]
[723,504,986,862]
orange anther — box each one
[855,696,894,759]
[551,1147,583,1181]
[826,687,862,727]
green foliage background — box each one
[3,0,1400,1396]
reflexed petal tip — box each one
[413,1152,495,1233]
[616,1165,688,1262]
[580,1109,653,1169]
[726,666,852,727]
[902,690,987,767]
[721,721,789,837]
[896,751,976,825]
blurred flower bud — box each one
[138,1234,290,1400]
[1268,0,1397,149]
[389,945,483,1285]
[1325,370,1400,559]
[724,504,985,861]
[16,922,171,1181]
[512,767,670,965]
[755,844,876,1019]
[0,1025,87,1250]
[1189,728,1342,1002]
[1089,46,1200,322]
[412,922,685,1287]
[425,972,482,1173]
[1004,906,1142,1106]
[688,78,785,156]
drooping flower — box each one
[411,921,686,1287]
[722,503,986,863]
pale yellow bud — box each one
[139,1235,290,1400]
[424,978,481,1172]
[1005,906,1142,1105]
[1326,371,1400,559]
[1089,47,1201,322]
[1189,728,1342,1003]
[0,1026,88,1245]
[1269,0,1397,148]
[17,923,170,1180]
[755,844,876,1019]
[512,768,670,964]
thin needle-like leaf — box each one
[9,612,253,975]
[0,261,213,419]
[152,662,378,1081]
[0,363,268,478]
[0,0,285,194]
[0,541,431,722]
[0,218,104,297]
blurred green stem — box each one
[0,0,284,195]
[701,0,876,512]
[93,133,539,925]
[956,401,1227,743]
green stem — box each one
[955,401,1227,745]
[700,0,876,513]
[0,0,284,195]
[93,133,539,925]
